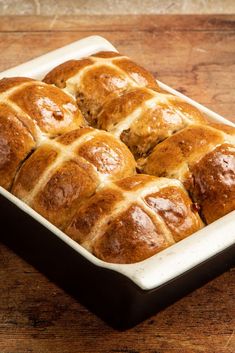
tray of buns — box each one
[0,36,234,328]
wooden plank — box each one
[0,15,235,32]
[0,15,235,353]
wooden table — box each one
[0,15,234,353]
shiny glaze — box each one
[116,174,157,191]
[141,124,229,182]
[145,186,204,242]
[56,126,94,145]
[191,144,235,223]
[114,58,160,90]
[76,134,136,178]
[12,146,58,198]
[0,77,33,93]
[43,59,93,88]
[77,65,132,124]
[98,88,154,130]
[66,174,203,264]
[142,124,235,223]
[67,188,124,245]
[0,77,86,190]
[10,83,84,137]
[43,51,160,124]
[12,127,136,230]
[98,87,206,158]
[92,51,122,58]
[33,159,99,229]
[0,103,35,190]
[93,204,169,264]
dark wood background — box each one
[0,15,234,353]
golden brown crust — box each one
[9,82,85,137]
[56,126,94,145]
[75,133,136,178]
[12,127,136,229]
[98,88,207,158]
[75,64,132,124]
[43,51,160,125]
[145,186,203,241]
[114,58,158,90]
[0,103,35,190]
[43,59,93,88]
[65,174,203,264]
[115,174,157,191]
[0,77,34,93]
[91,51,122,59]
[98,88,154,131]
[12,145,58,198]
[207,122,235,135]
[12,146,100,230]
[67,188,124,245]
[141,124,228,182]
[191,144,235,223]
[0,77,86,190]
[32,159,99,229]
[93,204,169,264]
[56,127,136,179]
[141,124,235,223]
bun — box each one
[12,127,136,229]
[140,124,235,223]
[97,87,207,158]
[66,174,203,264]
[0,103,35,190]
[43,51,160,125]
[0,77,85,189]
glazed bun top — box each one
[12,127,136,229]
[0,77,85,141]
[66,174,204,264]
[140,123,235,223]
[141,123,235,183]
[0,102,35,190]
[43,51,161,124]
[97,87,207,158]
[0,77,85,190]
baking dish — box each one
[0,36,234,329]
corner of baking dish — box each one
[0,35,235,291]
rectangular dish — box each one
[0,36,234,329]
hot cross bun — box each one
[66,174,204,264]
[12,127,136,230]
[43,51,160,125]
[97,87,207,158]
[140,124,235,223]
[0,77,85,189]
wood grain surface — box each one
[0,15,235,353]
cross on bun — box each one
[140,124,235,224]
[65,174,204,264]
[43,51,160,125]
[12,127,136,230]
[0,77,85,189]
[97,87,207,158]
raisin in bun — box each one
[140,123,235,224]
[12,127,136,230]
[66,174,204,264]
[0,77,85,189]
[43,51,160,125]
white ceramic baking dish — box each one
[1,36,234,328]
